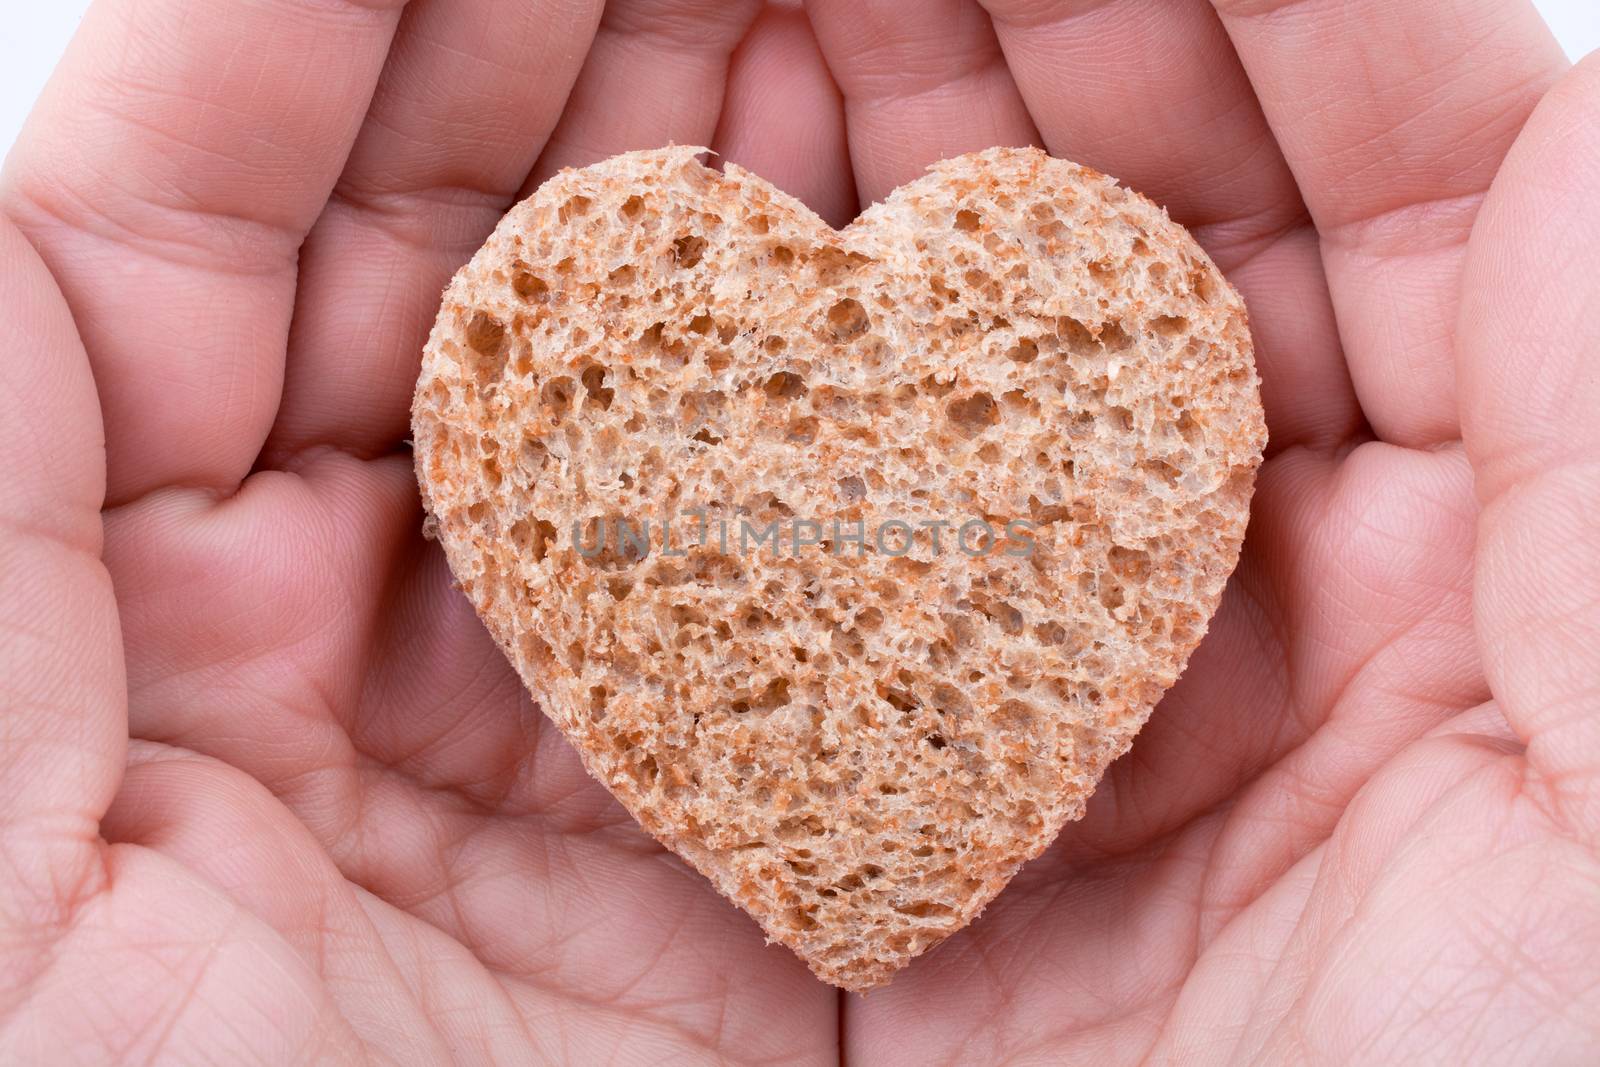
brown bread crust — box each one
[412,146,1266,991]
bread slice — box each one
[412,146,1266,991]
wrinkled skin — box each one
[2,0,1598,1062]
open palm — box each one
[3,0,1598,1062]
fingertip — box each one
[713,3,858,227]
[806,0,1039,206]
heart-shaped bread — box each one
[412,146,1265,991]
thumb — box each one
[0,217,126,937]
[1459,53,1600,838]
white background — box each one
[2,1,1597,160]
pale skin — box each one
[1,0,1598,1061]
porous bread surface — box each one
[412,146,1266,991]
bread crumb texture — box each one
[413,146,1266,991]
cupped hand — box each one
[2,0,1598,1063]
